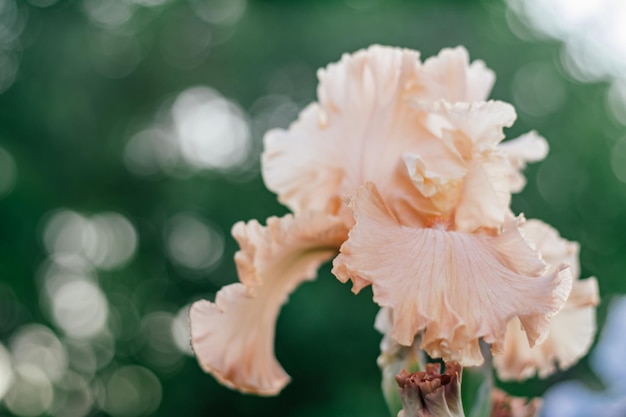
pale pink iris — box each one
[189,45,573,395]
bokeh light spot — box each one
[82,0,134,29]
[5,365,54,417]
[171,304,192,355]
[50,371,93,417]
[125,87,254,177]
[610,137,626,183]
[140,312,184,373]
[89,333,116,371]
[190,0,246,25]
[0,0,26,94]
[507,0,626,90]
[43,211,137,270]
[83,213,138,270]
[131,0,168,7]
[40,260,97,303]
[50,281,109,339]
[101,366,162,417]
[606,82,626,126]
[124,128,178,176]
[44,211,91,258]
[63,340,98,380]
[10,324,67,382]
[512,62,566,117]
[172,87,252,172]
[165,213,224,273]
[0,342,14,401]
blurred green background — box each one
[0,0,625,416]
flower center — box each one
[426,216,450,231]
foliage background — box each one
[0,0,624,416]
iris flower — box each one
[189,45,573,396]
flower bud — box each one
[395,362,464,417]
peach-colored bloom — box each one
[189,45,569,395]
[493,220,599,381]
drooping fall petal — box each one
[332,183,571,366]
[494,220,599,381]
[189,212,348,395]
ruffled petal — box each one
[190,212,348,395]
[494,220,599,381]
[262,48,514,233]
[402,149,467,215]
[522,219,579,278]
[262,105,346,216]
[498,131,549,193]
[495,280,598,381]
[419,46,495,103]
[454,154,512,232]
[262,45,429,221]
[407,100,518,230]
[428,100,517,153]
[332,184,571,366]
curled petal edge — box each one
[190,212,348,395]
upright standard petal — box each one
[425,100,516,153]
[190,212,348,395]
[494,220,599,381]
[419,46,495,104]
[454,154,512,232]
[332,184,571,366]
[405,100,520,231]
[262,45,430,222]
[263,46,513,233]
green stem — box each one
[464,342,494,417]
[380,336,425,416]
